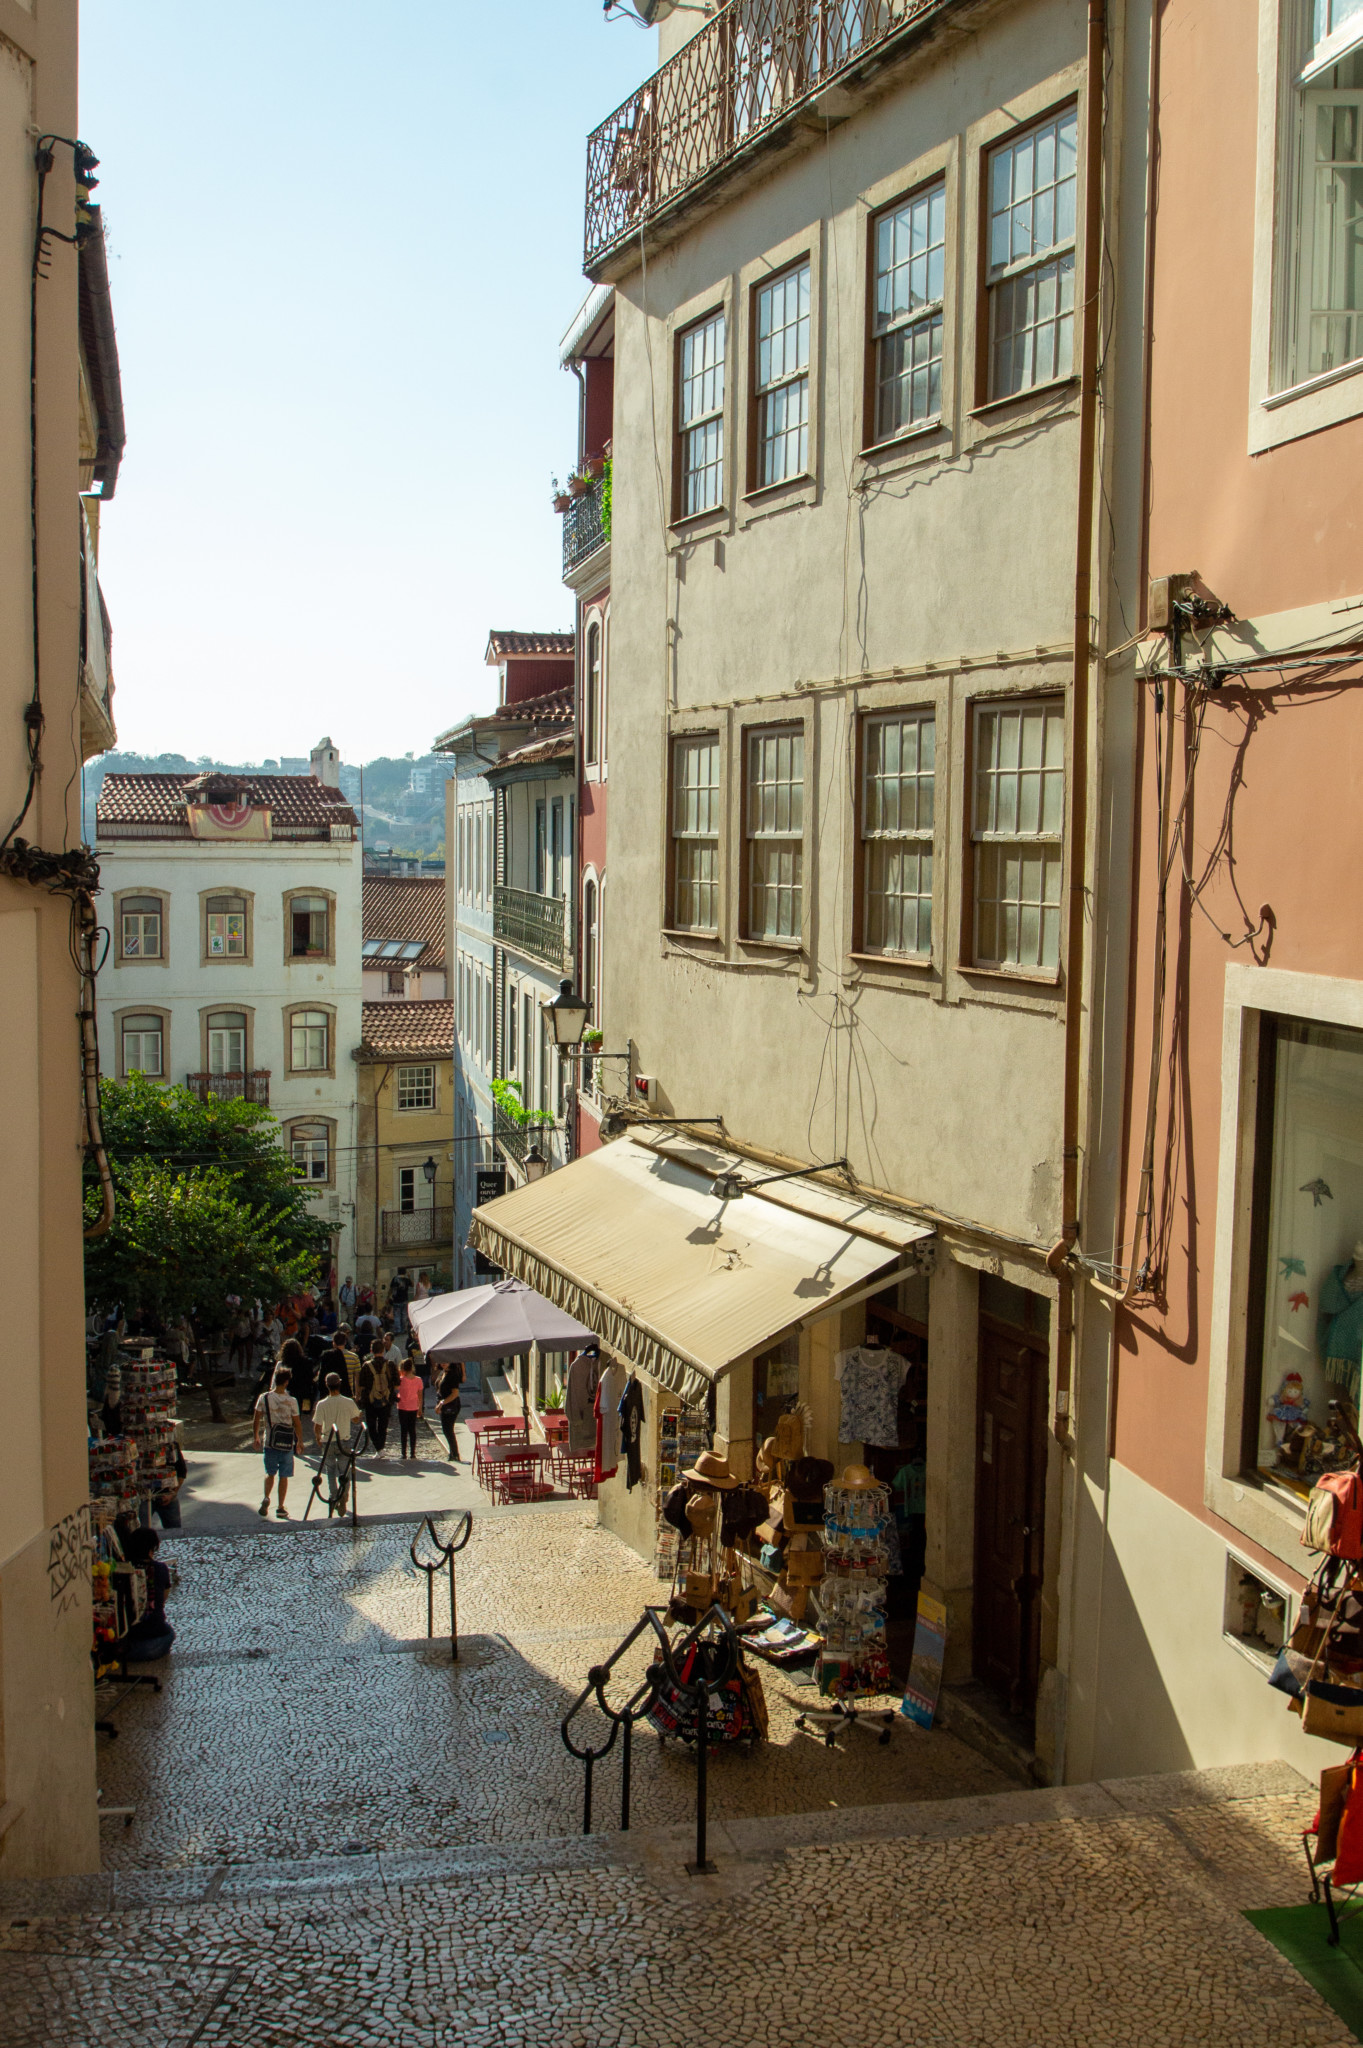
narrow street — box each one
[0,1510,1347,2046]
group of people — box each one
[251,1335,466,1519]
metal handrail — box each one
[410,1512,473,1662]
[560,1602,739,1871]
[302,1422,370,1528]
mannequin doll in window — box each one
[1319,1243,1363,1401]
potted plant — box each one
[584,454,605,480]
[583,1027,603,1049]
[567,470,592,499]
[551,476,571,514]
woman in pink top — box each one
[396,1362,423,1461]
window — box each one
[670,735,720,932]
[120,896,162,962]
[475,801,484,902]
[986,106,1078,399]
[678,310,726,516]
[291,1122,330,1184]
[1244,1013,1363,1479]
[398,1165,424,1213]
[745,727,804,942]
[386,969,406,995]
[205,894,246,958]
[861,712,935,957]
[754,261,810,485]
[484,808,493,907]
[121,1013,163,1077]
[207,1011,246,1075]
[971,700,1065,971]
[872,181,946,441]
[1273,8,1363,391]
[483,970,493,1067]
[585,622,602,767]
[535,801,548,896]
[550,798,564,900]
[583,878,599,1018]
[290,893,329,958]
[397,1063,435,1111]
[507,980,518,1074]
[290,1009,330,1071]
[522,991,534,1093]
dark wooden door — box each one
[973,1317,1048,1718]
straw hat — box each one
[683,1449,738,1490]
[838,1462,881,1491]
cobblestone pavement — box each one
[0,1513,1340,2044]
[89,1510,1010,1869]
[0,1776,1343,2046]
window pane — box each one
[865,842,933,956]
[680,311,726,513]
[756,263,810,392]
[876,313,944,439]
[974,841,1062,969]
[988,109,1077,276]
[990,254,1075,398]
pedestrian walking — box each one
[387,1266,412,1334]
[357,1340,393,1452]
[313,1371,362,1515]
[253,1365,303,1519]
[334,1327,361,1396]
[435,1358,465,1462]
[339,1275,357,1318]
[414,1270,431,1303]
[396,1362,422,1461]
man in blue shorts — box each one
[253,1364,304,1520]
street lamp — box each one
[524,1142,548,1183]
[542,978,591,1050]
[421,1155,437,1187]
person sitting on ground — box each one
[122,1528,176,1661]
[253,1363,303,1519]
[313,1371,362,1515]
[395,1360,423,1462]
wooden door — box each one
[972,1318,1048,1718]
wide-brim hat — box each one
[786,1456,834,1500]
[683,1449,738,1490]
[838,1462,881,1491]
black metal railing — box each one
[493,1105,530,1167]
[185,1071,271,1104]
[561,1603,740,1872]
[562,485,607,575]
[302,1422,370,1528]
[381,1206,454,1249]
[410,1512,473,1662]
[492,884,567,970]
[585,0,939,268]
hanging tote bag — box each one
[263,1393,295,1452]
[1302,1470,1363,1560]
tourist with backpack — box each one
[253,1364,303,1519]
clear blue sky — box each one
[79,1,649,763]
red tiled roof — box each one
[362,877,446,969]
[496,735,575,770]
[486,631,574,662]
[488,685,574,728]
[358,1000,454,1061]
[96,772,359,834]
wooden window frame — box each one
[283,1001,336,1078]
[865,179,948,450]
[115,1005,170,1081]
[741,722,806,948]
[962,695,1066,981]
[667,731,722,936]
[673,305,729,524]
[113,889,168,967]
[284,1114,336,1189]
[282,887,336,966]
[748,258,812,494]
[396,1063,437,1113]
[200,887,254,966]
[854,706,936,962]
[198,1003,256,1077]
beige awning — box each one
[467,1129,932,1408]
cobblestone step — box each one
[0,1759,1308,1922]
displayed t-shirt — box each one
[618,1375,646,1490]
[314,1392,361,1439]
[834,1346,908,1448]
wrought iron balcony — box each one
[562,484,607,576]
[185,1071,270,1104]
[493,884,567,971]
[585,0,936,270]
[381,1206,453,1250]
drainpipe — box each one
[373,1060,392,1292]
[1045,0,1108,1447]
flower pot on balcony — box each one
[584,455,605,480]
[567,474,591,498]
[553,493,572,514]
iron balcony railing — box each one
[185,1071,270,1104]
[493,884,568,971]
[585,0,939,269]
[381,1206,453,1250]
[563,485,607,576]
[493,1105,530,1168]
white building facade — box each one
[94,751,364,1279]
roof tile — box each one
[362,877,446,968]
[358,1000,454,1061]
[486,631,575,661]
[96,772,359,835]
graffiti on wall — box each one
[47,1506,93,1611]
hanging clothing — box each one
[1320,1266,1363,1398]
[619,1375,646,1490]
[595,1361,626,1481]
[835,1345,908,1448]
[566,1351,600,1456]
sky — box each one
[79,1,650,763]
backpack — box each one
[261,1393,295,1452]
[1302,1470,1363,1559]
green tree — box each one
[85,1076,330,1417]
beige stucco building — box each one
[0,0,124,1875]
[468,0,1154,1785]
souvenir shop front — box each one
[468,1125,937,1692]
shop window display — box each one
[1250,1014,1363,1484]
